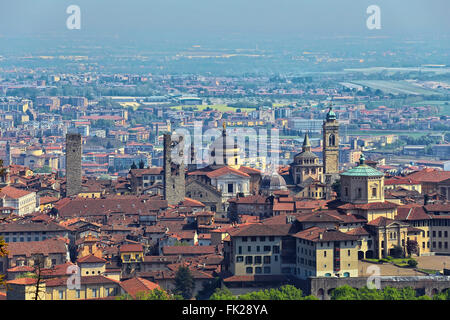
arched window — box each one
[329,134,335,146]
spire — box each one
[302,132,311,152]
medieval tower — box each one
[163,133,186,205]
[65,133,82,197]
[323,107,340,184]
[4,141,11,167]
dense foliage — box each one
[210,285,318,300]
[330,285,434,300]
[174,266,195,300]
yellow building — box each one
[44,275,121,300]
[120,244,144,264]
[6,278,46,300]
[77,254,107,277]
[384,177,422,193]
[293,227,359,279]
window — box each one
[269,236,275,241]
[92,288,97,298]
[264,246,271,252]
[251,236,257,242]
[228,184,233,193]
[242,237,248,242]
[247,246,251,252]
[256,246,260,252]
[246,267,253,274]
[255,256,262,264]
[238,246,242,254]
[59,290,64,299]
[245,256,253,264]
[264,267,271,274]
[236,256,243,263]
[348,250,351,256]
[329,134,335,146]
[264,256,271,264]
[372,188,377,197]
[76,290,80,299]
[273,246,280,254]
[324,251,327,257]
[255,267,262,274]
[260,236,266,242]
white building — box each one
[0,186,38,216]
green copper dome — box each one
[326,107,336,121]
[340,154,384,177]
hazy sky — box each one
[0,0,448,39]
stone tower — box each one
[163,133,185,205]
[323,107,339,182]
[4,141,11,167]
[65,133,82,197]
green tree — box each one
[330,285,359,300]
[130,162,137,170]
[116,288,176,300]
[0,236,7,289]
[174,266,195,300]
[357,287,383,300]
[406,240,419,256]
[399,287,418,300]
[209,287,237,300]
[390,245,404,259]
[382,287,402,300]
[138,160,145,169]
[331,179,341,198]
[407,259,418,268]
[196,277,222,300]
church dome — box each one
[261,171,287,191]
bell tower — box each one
[323,107,339,182]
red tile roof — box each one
[205,166,250,178]
[120,277,161,298]
[293,227,358,242]
[0,186,33,199]
[77,254,107,264]
[338,201,398,210]
[407,169,450,183]
[162,245,216,256]
[120,244,144,253]
[6,238,68,258]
